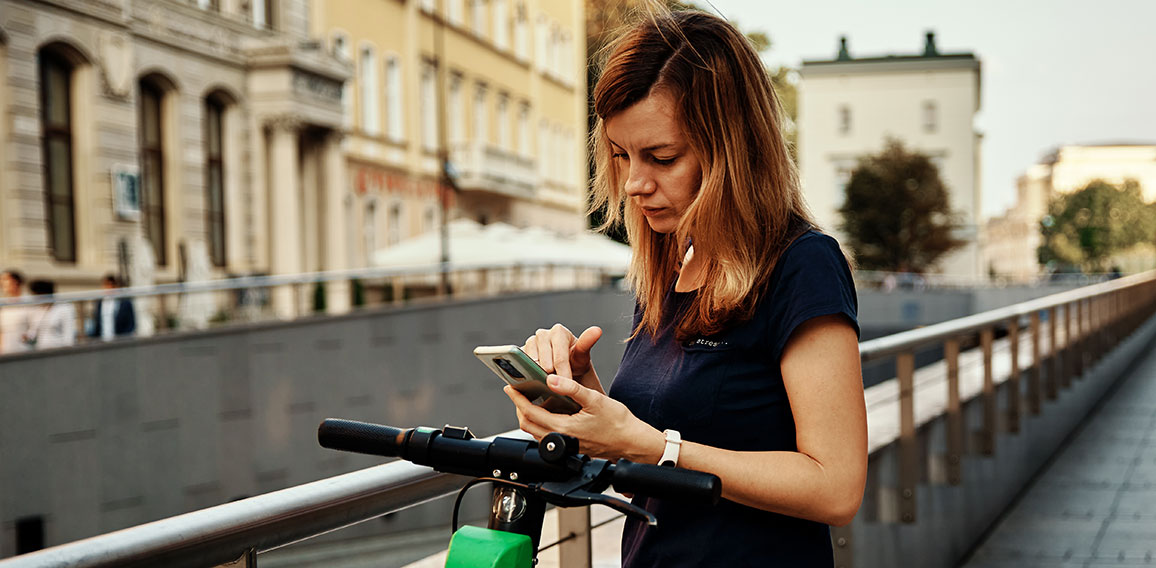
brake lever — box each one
[533,458,659,526]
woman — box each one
[504,8,867,567]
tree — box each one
[1038,179,1156,273]
[838,139,966,272]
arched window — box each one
[38,47,77,262]
[473,83,488,144]
[493,0,508,50]
[139,75,174,266]
[496,93,509,150]
[204,94,228,267]
[514,3,529,61]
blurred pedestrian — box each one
[24,280,77,350]
[89,274,136,341]
[0,269,32,354]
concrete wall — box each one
[0,288,635,556]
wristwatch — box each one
[658,429,681,467]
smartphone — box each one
[474,345,582,414]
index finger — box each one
[550,323,575,380]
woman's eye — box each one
[653,156,676,166]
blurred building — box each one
[798,32,983,278]
[984,143,1156,280]
[0,0,350,308]
[313,0,588,269]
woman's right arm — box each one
[521,323,606,395]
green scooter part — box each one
[445,525,533,568]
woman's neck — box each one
[675,245,706,292]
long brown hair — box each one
[590,7,814,341]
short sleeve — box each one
[767,232,859,359]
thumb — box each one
[571,326,603,362]
[548,374,600,408]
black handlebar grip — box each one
[611,460,722,505]
[318,418,408,458]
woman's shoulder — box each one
[774,230,851,277]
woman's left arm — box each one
[506,314,867,526]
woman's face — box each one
[604,90,702,235]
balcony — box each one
[448,142,536,199]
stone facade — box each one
[799,33,983,278]
[0,0,348,315]
[314,0,588,269]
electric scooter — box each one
[318,418,721,568]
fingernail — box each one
[548,375,561,387]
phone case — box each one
[474,345,581,414]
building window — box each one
[39,49,77,263]
[420,0,435,13]
[421,62,438,152]
[252,0,275,30]
[838,105,851,135]
[424,205,437,233]
[471,0,486,38]
[364,200,377,261]
[388,202,402,245]
[205,96,226,267]
[360,45,380,136]
[514,3,529,61]
[496,93,509,150]
[197,0,220,11]
[385,55,403,142]
[448,0,464,26]
[517,102,530,156]
[139,79,168,266]
[923,100,938,134]
[333,33,353,129]
[473,84,488,144]
[536,17,548,70]
[449,73,465,144]
[493,0,508,50]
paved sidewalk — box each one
[963,342,1156,567]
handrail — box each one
[0,261,618,309]
[0,429,530,568]
[3,273,1153,567]
[859,270,1154,363]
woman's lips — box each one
[641,207,665,217]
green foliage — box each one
[1038,179,1156,273]
[312,281,326,313]
[839,139,966,272]
[351,278,366,307]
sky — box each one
[700,0,1156,219]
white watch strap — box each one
[658,429,681,467]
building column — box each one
[267,115,303,319]
[323,130,351,314]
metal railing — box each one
[1,271,1154,567]
[0,261,620,353]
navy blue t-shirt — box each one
[607,231,859,567]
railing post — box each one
[557,506,592,568]
[1047,306,1060,397]
[1029,311,1042,415]
[897,351,917,523]
[979,327,996,455]
[1077,299,1087,377]
[945,338,964,482]
[214,548,257,567]
[832,525,853,568]
[1064,302,1075,384]
[1006,317,1021,433]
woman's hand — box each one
[522,324,605,395]
[504,374,664,463]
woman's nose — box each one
[623,164,654,196]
